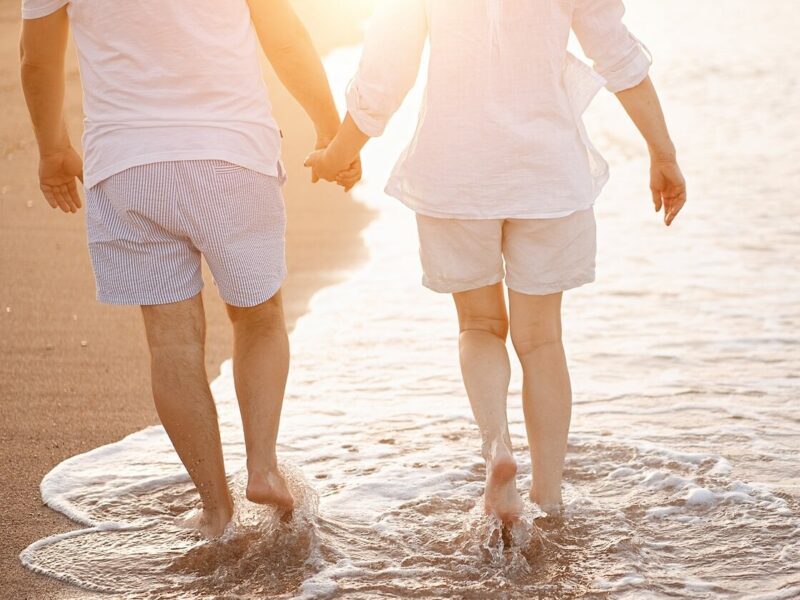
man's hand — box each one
[305,148,362,192]
[650,159,686,226]
[39,146,83,213]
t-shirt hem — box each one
[85,152,280,189]
[385,178,596,220]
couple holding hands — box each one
[20,0,685,538]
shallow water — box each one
[20,1,800,598]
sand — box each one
[0,1,377,597]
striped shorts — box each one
[86,160,286,307]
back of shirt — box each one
[346,0,651,219]
[22,0,282,188]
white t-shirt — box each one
[22,0,282,189]
[347,0,652,219]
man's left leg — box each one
[226,291,293,511]
[141,293,234,538]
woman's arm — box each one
[616,76,686,226]
[306,0,428,185]
[573,0,686,225]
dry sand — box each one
[0,1,377,597]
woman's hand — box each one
[650,159,686,226]
[305,149,362,192]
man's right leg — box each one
[141,294,233,538]
[454,283,523,522]
[226,292,293,511]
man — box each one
[20,0,359,538]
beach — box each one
[4,0,800,598]
[0,1,376,597]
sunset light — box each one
[4,1,798,598]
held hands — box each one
[39,146,84,213]
[305,137,362,192]
[650,158,687,227]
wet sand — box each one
[0,1,376,597]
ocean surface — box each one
[20,1,800,598]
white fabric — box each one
[416,208,597,295]
[347,0,652,220]
[86,161,287,307]
[21,0,282,189]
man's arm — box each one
[248,0,341,145]
[616,77,687,226]
[20,7,83,213]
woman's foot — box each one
[530,488,564,517]
[483,440,523,523]
[246,466,295,512]
[179,502,234,539]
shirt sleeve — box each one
[21,0,69,19]
[346,0,428,137]
[572,0,651,93]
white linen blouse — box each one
[346,0,652,219]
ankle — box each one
[530,489,563,514]
[247,457,279,475]
[203,496,234,519]
[481,435,512,462]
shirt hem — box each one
[385,179,596,220]
[85,151,280,190]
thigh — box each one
[416,214,504,294]
[87,165,204,306]
[180,161,287,309]
[503,208,597,296]
[508,290,563,353]
[141,293,206,350]
[453,282,509,337]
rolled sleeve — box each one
[21,0,69,19]
[572,0,651,93]
[346,0,428,137]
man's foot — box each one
[484,440,523,523]
[246,467,295,512]
[179,503,234,539]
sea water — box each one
[20,1,800,598]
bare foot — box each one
[530,490,564,517]
[246,467,295,512]
[179,504,233,539]
[484,440,523,523]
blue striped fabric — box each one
[85,160,286,307]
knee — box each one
[510,322,562,358]
[226,292,286,333]
[459,315,509,340]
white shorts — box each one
[86,160,286,307]
[415,208,597,296]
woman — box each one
[306,0,686,522]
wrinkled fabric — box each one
[347,0,651,219]
[21,0,282,189]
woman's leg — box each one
[454,282,523,522]
[508,290,571,514]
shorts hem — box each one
[96,283,204,307]
[218,272,286,308]
[506,270,596,296]
[422,273,505,294]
